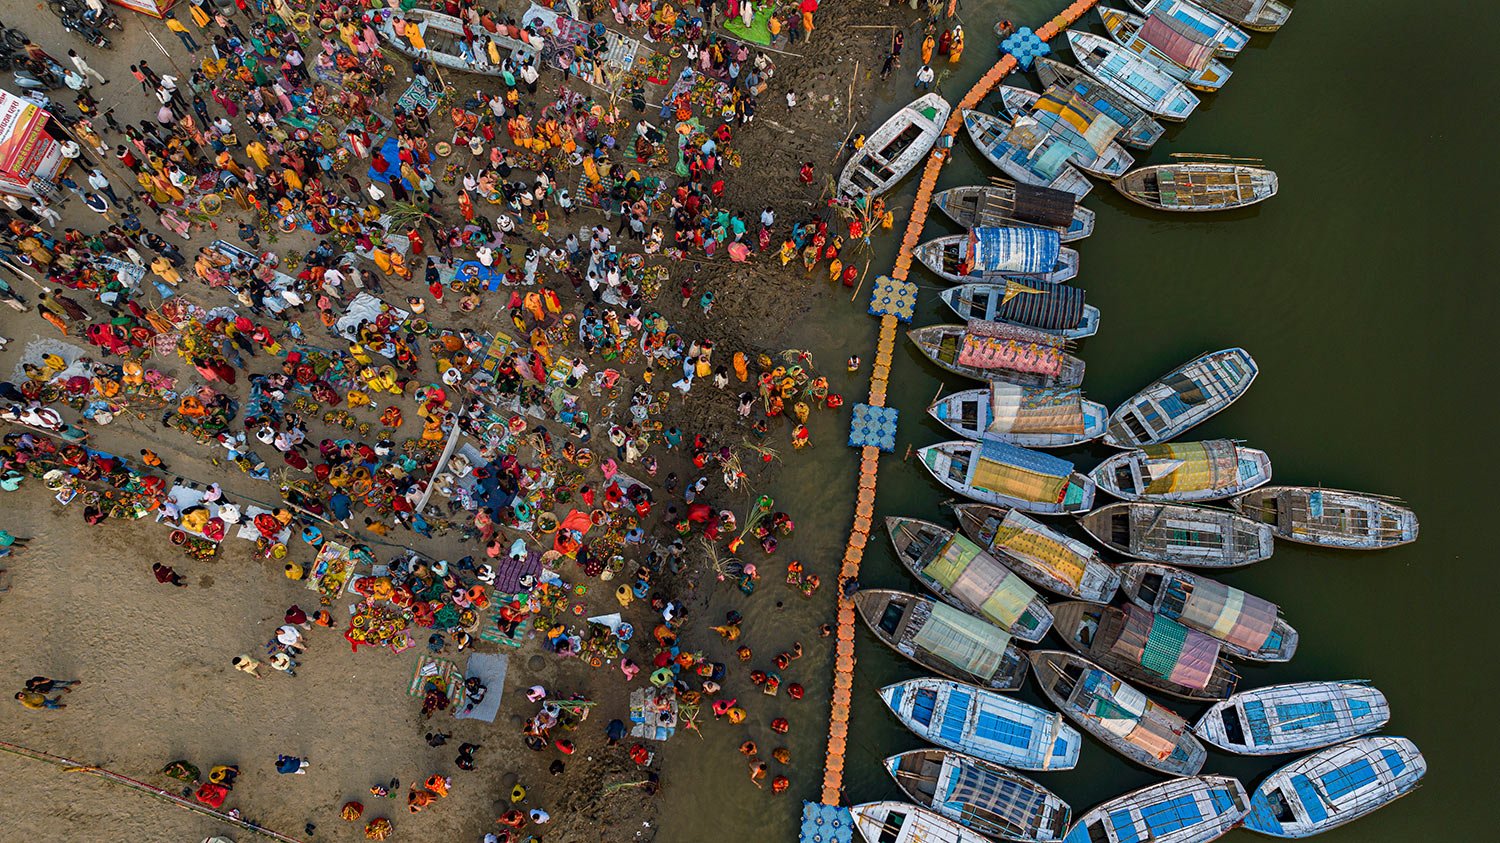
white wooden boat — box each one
[1127,0,1252,57]
[853,801,992,843]
[1117,562,1298,661]
[963,110,1095,199]
[1067,32,1200,121]
[885,517,1054,642]
[1105,348,1259,447]
[919,440,1097,515]
[1231,487,1419,549]
[1195,0,1292,33]
[933,183,1095,241]
[854,589,1030,691]
[840,93,952,198]
[953,503,1120,601]
[1062,775,1249,843]
[1195,681,1391,756]
[1035,57,1166,149]
[368,8,537,76]
[878,677,1082,771]
[908,322,1086,387]
[886,749,1072,843]
[1242,737,1426,837]
[997,86,1135,178]
[1115,161,1278,211]
[1050,601,1240,701]
[916,229,1080,284]
[1100,7,1234,92]
[939,282,1099,339]
[1077,502,1275,567]
[1030,651,1207,775]
[1091,440,1272,503]
[930,384,1107,448]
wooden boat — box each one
[915,229,1080,284]
[1127,0,1252,57]
[1231,487,1419,549]
[918,440,1097,515]
[1035,57,1166,149]
[1029,651,1207,775]
[854,589,1030,691]
[369,8,537,76]
[878,677,1082,771]
[1195,681,1391,756]
[1091,440,1273,503]
[998,86,1136,178]
[885,517,1053,642]
[885,749,1072,843]
[908,322,1086,387]
[953,503,1119,602]
[1050,601,1239,701]
[839,93,952,199]
[930,385,1107,448]
[1115,160,1278,211]
[1068,32,1199,121]
[963,110,1095,199]
[1194,0,1292,33]
[1100,7,1234,92]
[1242,737,1426,837]
[933,183,1095,242]
[1105,348,1258,447]
[1117,562,1298,661]
[938,282,1099,339]
[853,801,992,843]
[1077,502,1275,568]
[1062,775,1248,843]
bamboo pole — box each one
[849,260,871,302]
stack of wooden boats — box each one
[857,10,1428,842]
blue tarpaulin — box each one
[970,227,1061,274]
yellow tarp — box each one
[972,458,1068,503]
[992,511,1085,588]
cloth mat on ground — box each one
[479,598,531,647]
[453,652,509,722]
[408,654,460,699]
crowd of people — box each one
[0,0,907,838]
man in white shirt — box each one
[68,50,107,85]
[365,181,387,208]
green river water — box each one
[656,2,1496,840]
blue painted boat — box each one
[1034,58,1166,149]
[963,109,1095,199]
[886,749,1072,842]
[1104,348,1259,448]
[1196,682,1391,756]
[1128,0,1252,56]
[1067,32,1199,121]
[878,677,1082,771]
[1063,775,1248,843]
[1243,737,1426,837]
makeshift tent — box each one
[970,440,1073,503]
[110,0,181,18]
[912,601,1013,681]
[968,226,1061,274]
[988,507,1087,587]
[0,90,64,198]
[1140,440,1239,495]
[1106,603,1221,690]
[1160,575,1278,651]
[988,384,1086,435]
[1083,670,1180,760]
[921,533,1039,628]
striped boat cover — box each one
[991,280,1085,329]
[958,335,1066,376]
[1140,440,1238,495]
[1064,80,1139,136]
[970,227,1061,274]
[1140,13,1217,71]
[922,534,1039,627]
[1165,576,1277,650]
[991,508,1086,587]
[913,600,1013,679]
[1108,604,1220,690]
[989,384,1086,435]
[948,758,1048,833]
[1034,87,1123,155]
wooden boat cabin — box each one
[932,183,1095,242]
[1076,502,1275,567]
[1231,486,1419,549]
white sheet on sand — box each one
[453,652,509,723]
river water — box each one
[657,2,1495,841]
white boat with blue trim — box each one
[1062,775,1248,843]
[886,749,1072,842]
[930,384,1108,448]
[1194,681,1391,755]
[879,677,1082,771]
[1242,737,1426,837]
